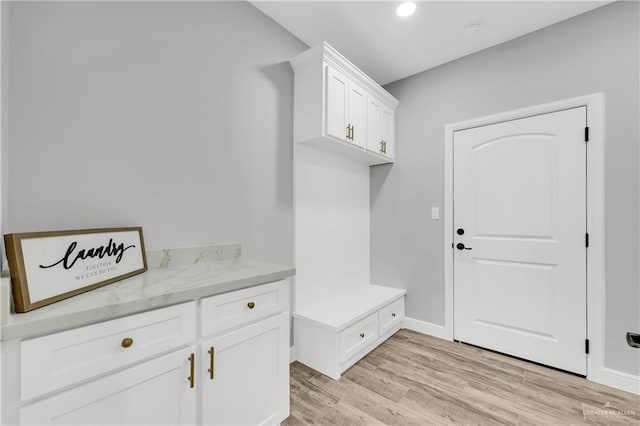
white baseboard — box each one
[590,367,640,395]
[289,346,297,364]
[403,317,452,341]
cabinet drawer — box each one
[378,296,404,335]
[339,313,378,364]
[200,280,288,337]
[21,301,196,402]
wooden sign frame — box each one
[4,227,147,313]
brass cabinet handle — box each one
[208,347,215,380]
[247,301,255,309]
[392,313,396,317]
[351,125,354,141]
[188,353,195,389]
[360,333,365,338]
[345,124,354,141]
[380,140,384,152]
[121,337,134,348]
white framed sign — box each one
[4,227,147,313]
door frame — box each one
[443,93,605,382]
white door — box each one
[453,107,587,375]
[20,347,197,425]
[325,65,348,142]
[201,313,289,426]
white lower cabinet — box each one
[5,280,290,426]
[200,313,289,426]
[20,347,197,425]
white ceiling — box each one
[251,1,611,85]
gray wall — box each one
[373,1,640,375]
[4,1,306,266]
[1,2,8,270]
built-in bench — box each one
[293,284,405,379]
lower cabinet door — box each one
[201,313,289,426]
[20,347,197,425]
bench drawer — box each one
[378,296,404,335]
[200,280,287,337]
[21,301,196,402]
[339,313,378,364]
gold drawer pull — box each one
[188,353,195,389]
[247,302,255,309]
[208,347,215,380]
[121,338,134,348]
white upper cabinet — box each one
[290,42,398,165]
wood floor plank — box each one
[287,373,340,424]
[286,329,640,426]
[341,364,411,403]
[307,373,432,425]
[524,369,640,410]
[320,401,387,426]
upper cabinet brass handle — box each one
[121,337,134,348]
[188,353,195,389]
[345,124,354,141]
[351,125,354,141]
[247,302,255,309]
[208,347,215,380]
[380,140,384,152]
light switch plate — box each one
[431,207,440,220]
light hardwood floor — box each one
[284,329,639,425]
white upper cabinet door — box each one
[347,81,366,148]
[379,105,395,159]
[20,347,197,426]
[200,313,289,426]
[366,96,381,153]
[366,97,394,159]
[325,65,349,142]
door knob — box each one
[456,243,472,251]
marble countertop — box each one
[0,244,295,341]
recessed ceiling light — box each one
[396,2,416,17]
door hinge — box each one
[585,126,589,142]
[585,233,590,248]
[585,339,590,354]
